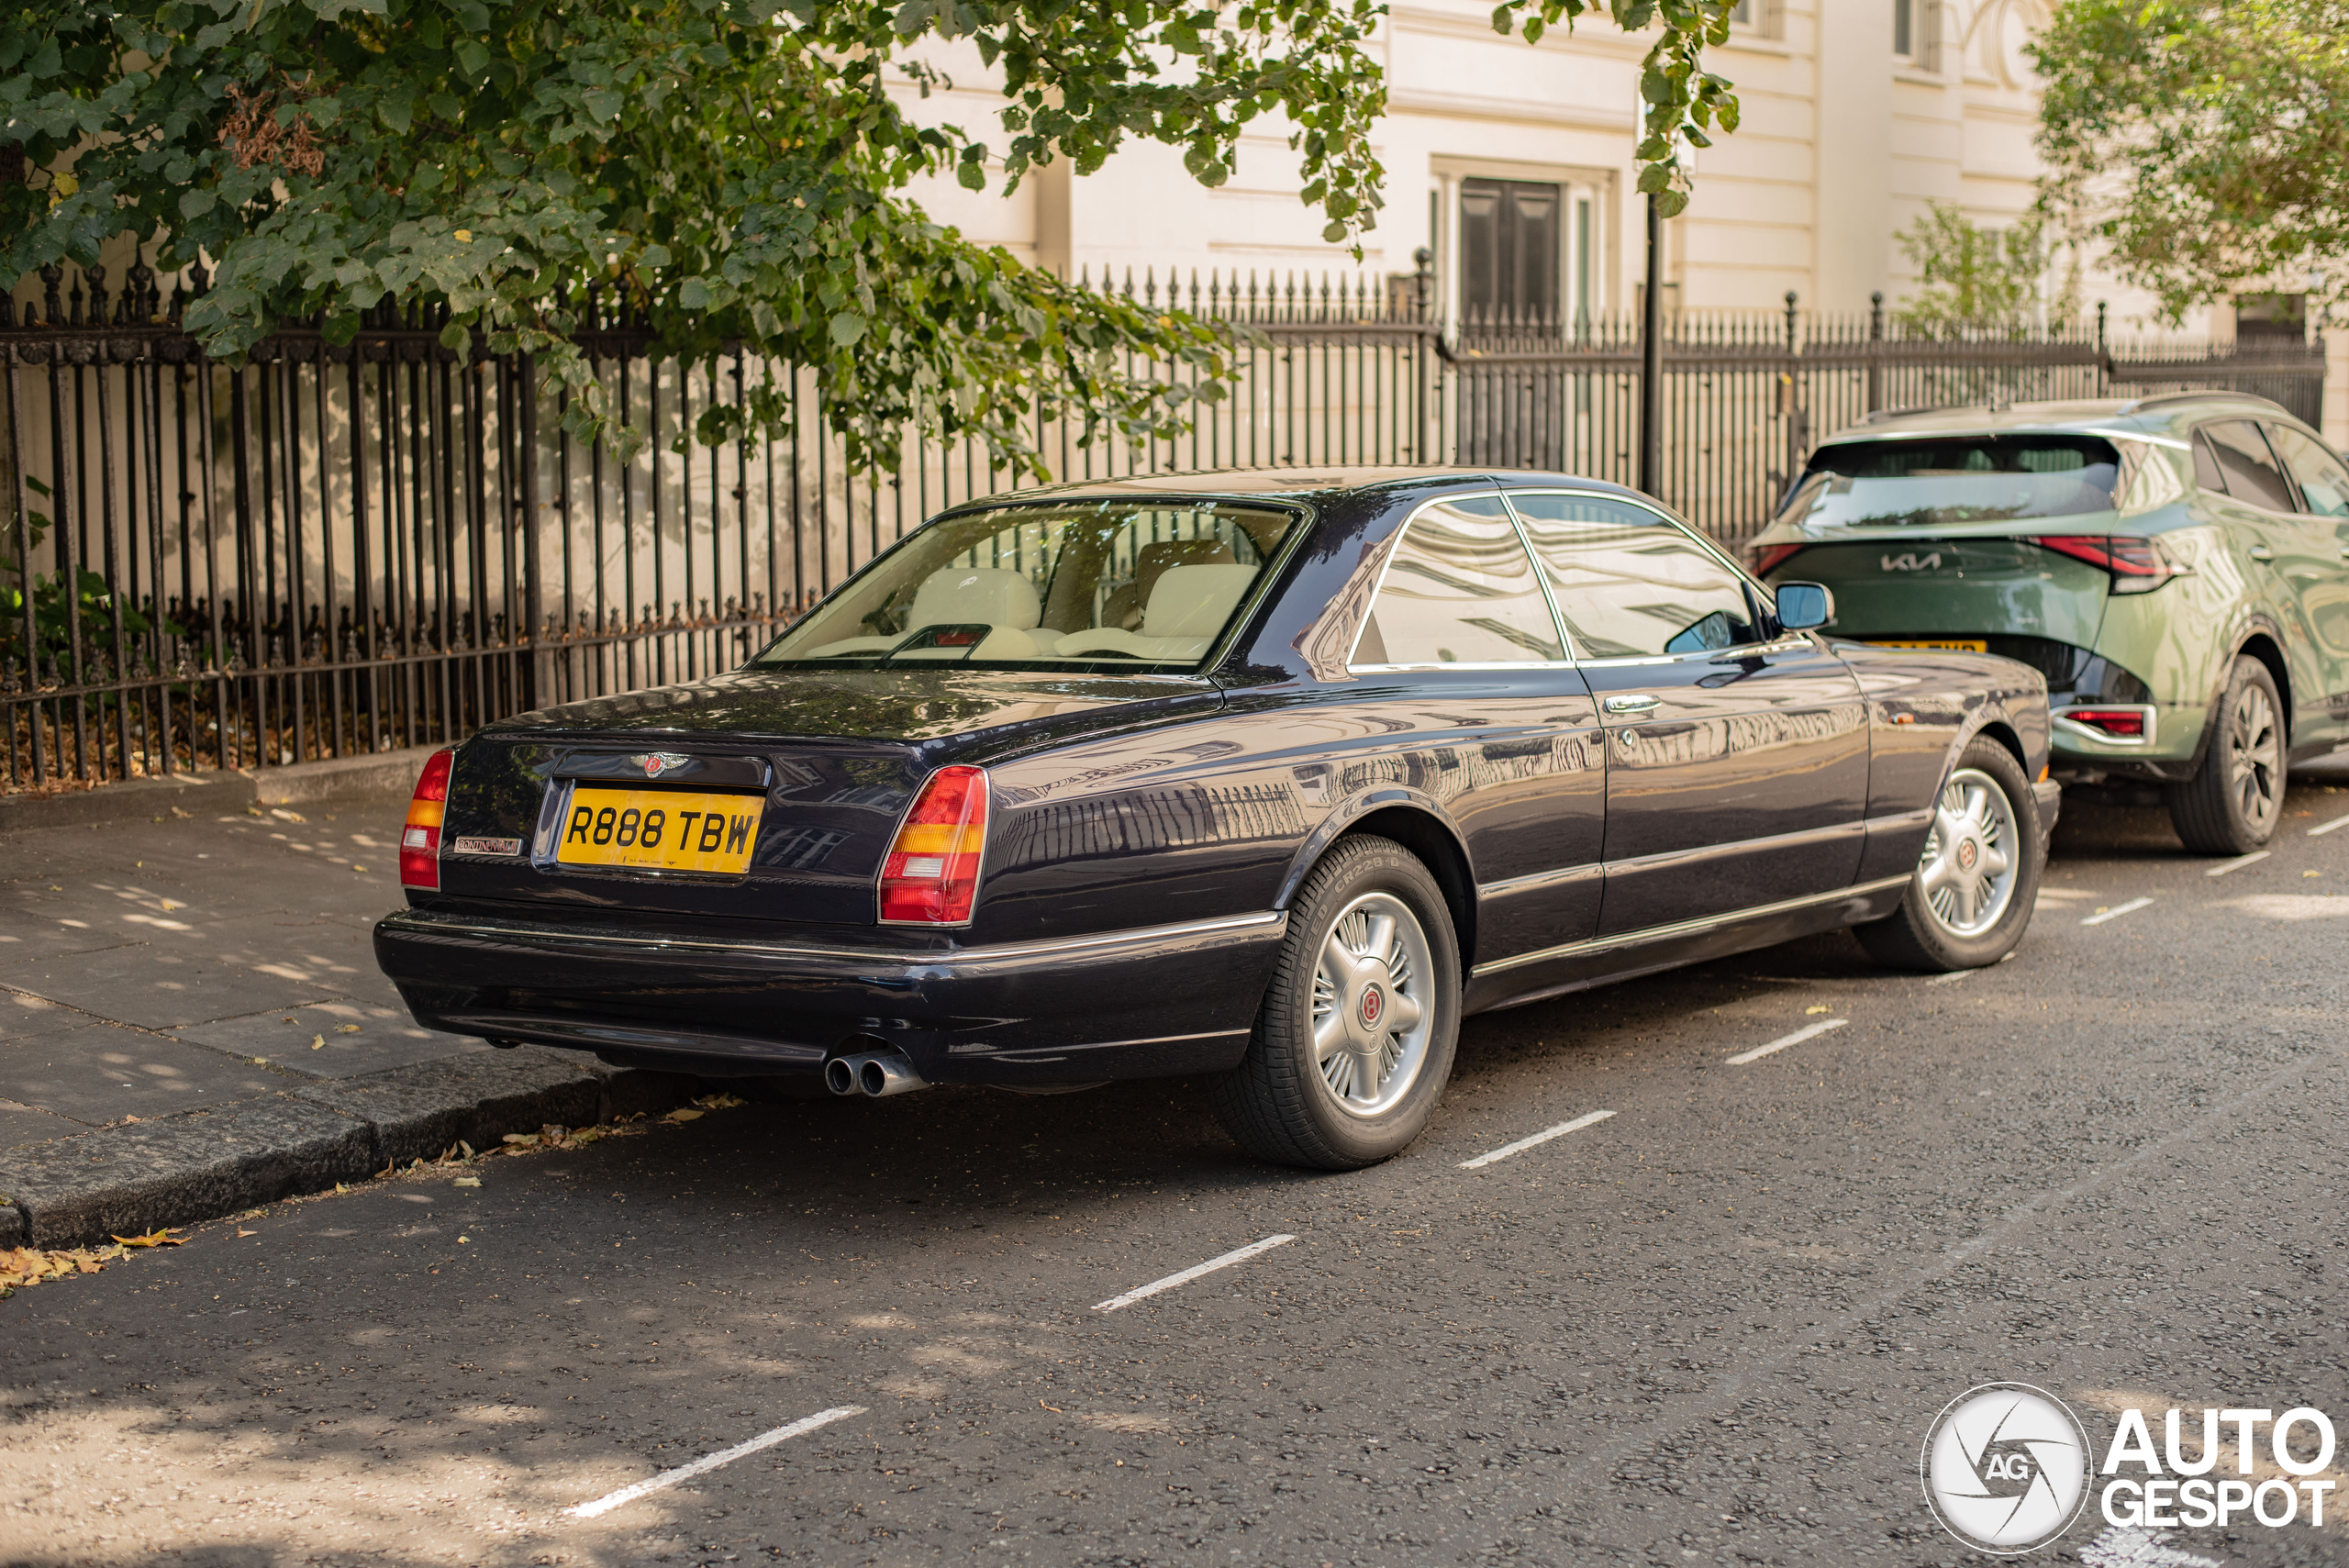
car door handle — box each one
[1603,694,1662,715]
[2248,544,2276,562]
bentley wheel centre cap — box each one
[1359,986,1385,1029]
[1955,838,1979,873]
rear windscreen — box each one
[1777,434,2121,529]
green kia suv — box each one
[1744,394,2349,853]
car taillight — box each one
[878,765,989,926]
[2063,707,2151,739]
[2026,534,2183,595]
[400,748,455,890]
[1744,541,1809,576]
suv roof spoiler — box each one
[2118,390,2290,417]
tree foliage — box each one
[4,0,1739,472]
[1891,200,2076,333]
[2032,0,2349,322]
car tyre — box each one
[1209,834,1461,1170]
[1855,739,2043,973]
[2166,656,2287,855]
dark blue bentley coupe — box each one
[374,467,2058,1168]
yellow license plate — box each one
[1866,638,1987,653]
[556,787,761,874]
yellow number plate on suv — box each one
[557,788,762,874]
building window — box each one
[1460,178,1561,325]
[1893,0,1913,55]
[1728,0,1754,23]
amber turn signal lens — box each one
[400,749,456,890]
[879,765,989,925]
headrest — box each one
[908,565,1041,631]
[1135,538,1236,594]
[1142,563,1256,640]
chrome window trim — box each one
[1471,873,1911,978]
[1568,632,1814,671]
[379,907,1286,966]
[1344,490,1572,673]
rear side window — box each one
[2265,425,2349,518]
[1512,493,1761,659]
[2198,421,2299,512]
[1353,496,1564,667]
[1779,434,2121,529]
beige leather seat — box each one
[806,565,1044,658]
[1101,539,1237,631]
[1054,563,1257,661]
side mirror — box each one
[1774,581,1835,631]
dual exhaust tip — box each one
[825,1049,926,1098]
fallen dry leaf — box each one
[693,1092,747,1111]
[237,1228,257,1238]
[311,1034,326,1050]
[351,863,369,873]
[663,1107,704,1124]
[338,1024,361,1034]
[111,1228,184,1248]
[452,1176,481,1188]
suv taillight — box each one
[400,749,456,890]
[2026,535,2184,595]
[878,765,989,926]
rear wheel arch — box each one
[2234,632,2293,747]
[1275,798,1475,978]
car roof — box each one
[946,464,1661,510]
[1816,392,2300,447]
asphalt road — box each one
[6,773,2349,1568]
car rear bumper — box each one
[373,907,1286,1086]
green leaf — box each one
[1635,162,1673,194]
[454,39,491,77]
[180,188,217,219]
[829,311,866,346]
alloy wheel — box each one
[1308,892,1437,1117]
[2225,680,2283,836]
[1918,767,2020,939]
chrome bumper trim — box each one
[1472,873,1911,979]
[377,908,1286,966]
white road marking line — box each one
[2206,851,2270,877]
[2310,812,2349,837]
[1457,1109,1617,1170]
[1093,1234,1295,1312]
[2081,896,2154,926]
[569,1406,863,1518]
[1925,968,1975,986]
[1726,1018,1847,1065]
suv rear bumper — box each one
[373,907,1286,1086]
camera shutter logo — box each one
[1921,1383,2090,1553]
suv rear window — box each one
[1777,434,2121,529]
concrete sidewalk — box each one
[0,782,696,1250]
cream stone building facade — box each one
[910,0,2194,330]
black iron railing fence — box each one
[0,260,2324,791]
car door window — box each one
[1353,496,1564,667]
[2200,420,2300,512]
[1509,493,1761,659]
[2266,425,2349,518]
